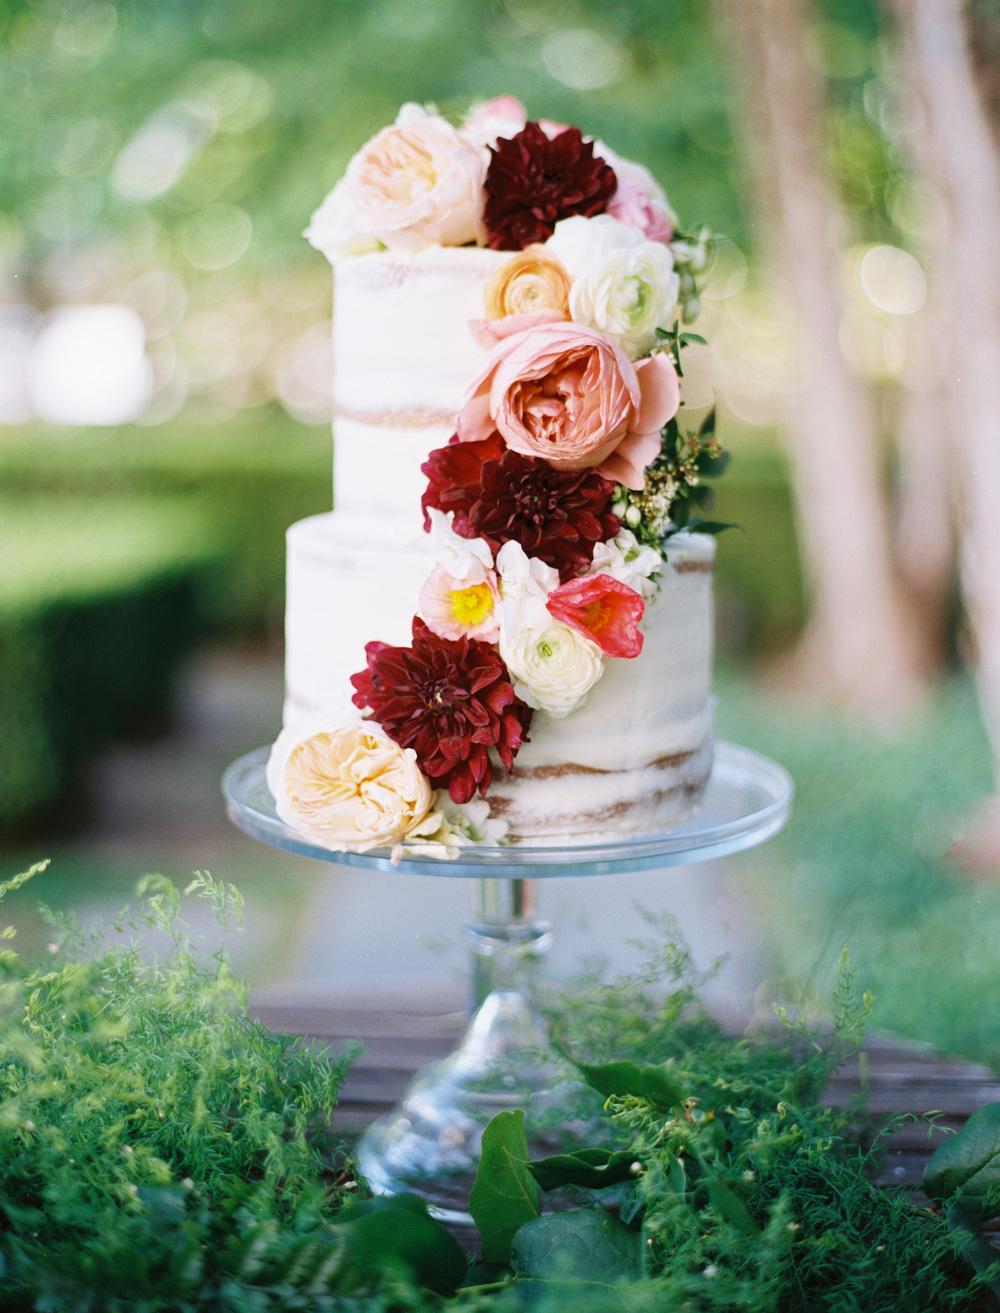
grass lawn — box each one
[716,664,1000,1070]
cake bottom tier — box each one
[284,511,716,844]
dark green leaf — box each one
[528,1148,642,1192]
[512,1210,641,1284]
[687,484,713,509]
[698,449,730,477]
[698,407,716,438]
[558,1049,686,1110]
[680,519,737,537]
[680,333,707,346]
[469,1110,541,1264]
[946,1201,1000,1299]
[334,1200,467,1296]
[704,1178,760,1237]
[925,1104,1000,1221]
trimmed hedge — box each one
[0,411,331,632]
[0,497,228,834]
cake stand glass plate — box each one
[224,742,792,1222]
[222,740,793,877]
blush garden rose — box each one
[458,316,681,489]
[344,105,487,252]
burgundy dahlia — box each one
[483,122,617,250]
[421,433,506,535]
[350,617,532,804]
[423,438,621,582]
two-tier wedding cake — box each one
[266,97,727,857]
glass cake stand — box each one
[223,741,792,1221]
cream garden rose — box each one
[499,620,603,719]
[546,215,680,360]
[266,718,433,852]
[344,105,486,253]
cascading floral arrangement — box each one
[269,97,728,860]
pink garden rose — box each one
[607,179,674,244]
[457,316,680,489]
[461,96,528,150]
[345,111,487,252]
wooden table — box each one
[251,985,1000,1196]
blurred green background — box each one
[3,0,998,1068]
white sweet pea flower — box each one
[396,791,509,861]
[304,177,383,262]
[545,215,680,360]
[395,101,434,126]
[500,621,603,719]
[495,539,558,633]
[427,508,494,582]
[587,529,662,598]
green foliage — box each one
[334,1195,468,1296]
[512,1210,641,1284]
[477,947,988,1310]
[0,869,380,1304]
[925,1105,1000,1225]
[527,1148,641,1193]
[0,497,226,833]
[469,1109,540,1264]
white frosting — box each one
[333,248,507,524]
[282,245,715,840]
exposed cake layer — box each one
[284,511,715,838]
[486,736,714,843]
[333,247,507,526]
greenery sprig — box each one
[613,406,734,552]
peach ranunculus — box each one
[345,109,487,253]
[484,246,572,320]
[266,717,433,853]
[458,317,681,489]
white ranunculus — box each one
[545,215,680,359]
[266,716,433,853]
[500,621,604,719]
[587,529,662,598]
[304,177,384,262]
[496,539,558,633]
[426,507,494,582]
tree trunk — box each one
[892,0,1000,863]
[716,0,926,716]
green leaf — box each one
[697,407,716,438]
[681,519,737,537]
[925,1105,1000,1221]
[680,332,707,347]
[334,1197,467,1296]
[469,1110,541,1264]
[698,449,730,478]
[528,1148,642,1192]
[946,1201,1000,1299]
[704,1178,760,1237]
[512,1210,641,1284]
[557,1049,686,1110]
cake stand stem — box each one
[354,876,554,1221]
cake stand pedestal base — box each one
[356,880,555,1223]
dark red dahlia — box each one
[350,617,532,804]
[483,122,617,250]
[421,433,506,535]
[423,438,621,582]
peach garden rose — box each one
[345,106,486,253]
[266,717,433,852]
[458,316,681,489]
